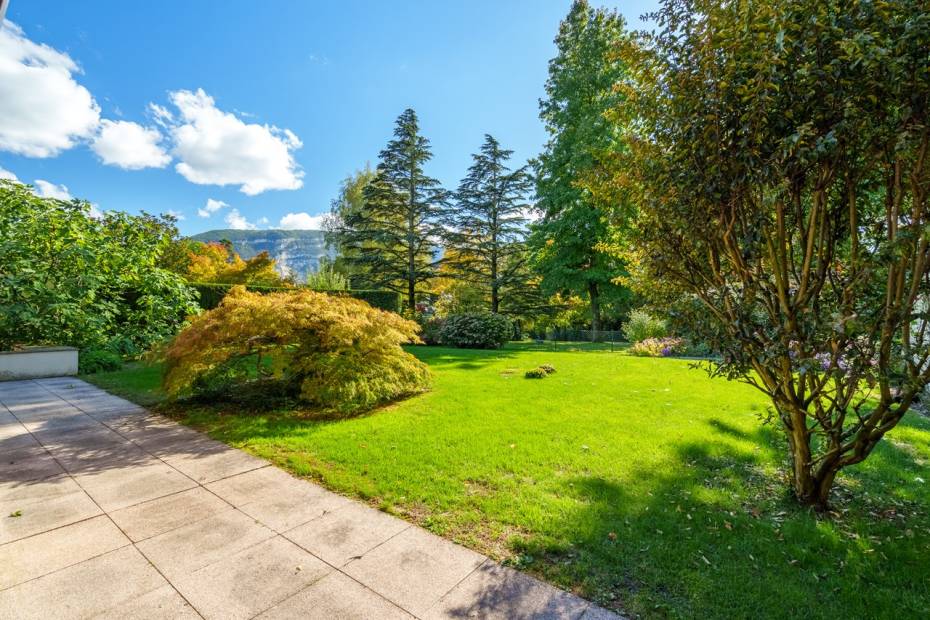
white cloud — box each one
[163,88,303,195]
[225,208,257,230]
[279,212,325,230]
[33,179,72,200]
[197,197,228,218]
[165,209,185,221]
[147,103,174,128]
[0,166,17,181]
[91,120,170,170]
[0,22,100,157]
[257,216,269,226]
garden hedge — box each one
[191,283,400,313]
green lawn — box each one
[84,345,930,619]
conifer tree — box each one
[445,135,533,313]
[338,109,447,311]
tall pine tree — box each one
[445,135,533,313]
[528,0,630,337]
[337,109,446,311]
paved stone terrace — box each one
[0,377,619,619]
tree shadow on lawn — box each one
[510,418,930,619]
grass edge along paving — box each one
[82,344,930,619]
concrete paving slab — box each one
[0,546,167,620]
[344,525,486,616]
[0,475,101,543]
[155,437,268,484]
[258,571,414,620]
[285,501,409,567]
[0,415,37,450]
[135,508,275,579]
[72,457,197,511]
[424,559,590,620]
[0,445,64,483]
[208,466,350,531]
[173,535,331,620]
[92,584,200,619]
[110,487,231,542]
[0,515,129,589]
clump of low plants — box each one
[525,364,556,379]
[162,286,430,415]
[629,337,685,357]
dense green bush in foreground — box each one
[163,286,429,414]
[0,180,197,352]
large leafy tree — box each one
[529,0,631,336]
[610,0,930,507]
[0,180,197,352]
[337,109,447,310]
[323,164,376,282]
[445,134,533,313]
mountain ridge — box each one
[189,228,334,281]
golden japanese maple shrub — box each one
[162,286,429,414]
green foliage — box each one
[305,258,348,291]
[0,180,198,351]
[418,316,445,346]
[525,364,556,378]
[528,0,633,333]
[325,165,376,278]
[335,109,448,311]
[343,289,401,313]
[78,349,123,374]
[621,309,667,343]
[162,286,429,414]
[612,0,930,505]
[190,281,399,314]
[444,135,534,313]
[439,313,513,349]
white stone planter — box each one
[0,347,78,380]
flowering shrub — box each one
[622,309,667,343]
[162,286,430,414]
[629,337,685,357]
[439,313,513,349]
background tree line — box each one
[326,1,635,335]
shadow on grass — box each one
[507,418,930,618]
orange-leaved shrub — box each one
[162,286,429,414]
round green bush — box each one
[79,349,123,374]
[439,313,513,349]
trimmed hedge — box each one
[190,282,400,313]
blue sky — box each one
[0,1,656,235]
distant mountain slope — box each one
[189,229,334,282]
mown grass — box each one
[83,344,930,619]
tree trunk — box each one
[491,285,499,314]
[588,281,601,342]
[783,415,838,510]
[407,279,416,313]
